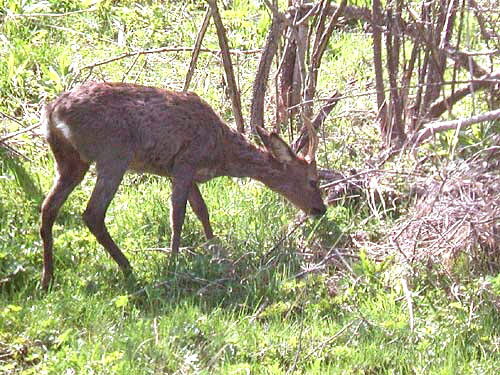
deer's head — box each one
[256,126,326,217]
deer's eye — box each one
[309,179,318,189]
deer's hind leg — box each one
[82,157,133,277]
[40,136,90,290]
[188,184,214,240]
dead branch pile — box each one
[386,157,500,273]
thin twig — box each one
[302,319,357,362]
[263,215,308,265]
[262,0,293,27]
[183,6,212,92]
[401,277,415,332]
[286,318,305,375]
[285,77,500,112]
[0,111,25,128]
[296,1,322,26]
[7,7,97,18]
[80,46,262,71]
[292,90,341,153]
[0,121,41,143]
[39,23,118,45]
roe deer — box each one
[40,81,326,289]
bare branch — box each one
[183,6,212,92]
[445,48,489,78]
[312,0,347,74]
[407,1,488,80]
[300,2,371,24]
[426,72,500,120]
[276,29,297,128]
[304,0,346,115]
[250,13,285,131]
[372,0,387,132]
[468,0,499,43]
[421,1,452,116]
[262,0,292,27]
[0,111,25,128]
[296,1,322,26]
[385,4,405,144]
[206,0,245,132]
[292,91,341,153]
[411,108,500,148]
[0,123,41,144]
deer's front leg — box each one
[170,177,192,255]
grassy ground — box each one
[1,1,499,374]
[2,172,499,374]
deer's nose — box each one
[311,206,327,217]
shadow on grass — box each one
[121,242,305,316]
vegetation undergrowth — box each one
[1,0,499,374]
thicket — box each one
[0,0,499,374]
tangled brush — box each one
[388,156,499,273]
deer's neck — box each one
[221,129,282,187]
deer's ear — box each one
[256,126,295,163]
[307,159,319,180]
[255,126,273,151]
[268,134,295,163]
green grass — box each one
[1,162,499,373]
[2,200,499,375]
[1,0,499,373]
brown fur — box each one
[40,82,326,289]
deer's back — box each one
[46,82,227,178]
